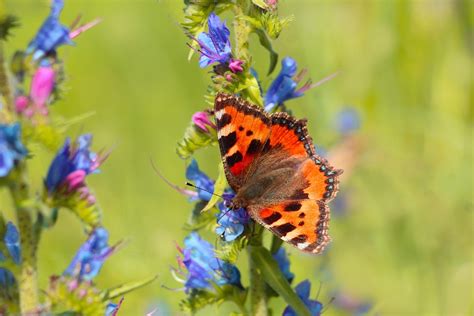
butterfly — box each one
[214,93,342,254]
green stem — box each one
[0,37,14,123]
[8,162,40,313]
[233,0,251,63]
[247,224,268,316]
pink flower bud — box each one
[229,59,244,73]
[14,96,29,113]
[30,65,55,111]
[65,169,87,191]
[192,111,216,133]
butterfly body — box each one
[215,93,342,254]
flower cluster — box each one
[45,134,107,206]
[195,13,243,74]
[174,232,242,292]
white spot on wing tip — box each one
[297,242,310,249]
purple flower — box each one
[26,0,99,61]
[3,222,21,265]
[0,123,28,177]
[64,227,118,281]
[336,107,360,135]
[185,159,214,201]
[175,232,242,292]
[215,201,249,242]
[45,134,106,197]
[196,13,232,68]
[26,0,73,60]
[273,248,294,283]
[192,111,216,133]
[264,57,310,112]
[283,280,323,316]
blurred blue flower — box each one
[3,222,21,265]
[336,107,360,135]
[176,232,242,292]
[283,280,323,316]
[215,201,249,242]
[264,57,307,112]
[273,248,294,283]
[185,159,214,201]
[196,13,232,68]
[45,134,104,195]
[0,268,17,298]
[332,290,372,316]
[26,0,74,60]
[64,227,118,281]
[0,123,28,177]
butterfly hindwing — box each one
[249,199,330,253]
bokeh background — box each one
[1,0,472,315]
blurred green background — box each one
[2,0,472,315]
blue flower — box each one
[283,280,323,316]
[215,201,249,242]
[273,248,294,283]
[3,222,21,265]
[265,57,318,112]
[176,232,242,292]
[332,290,372,316]
[336,107,360,135]
[185,159,214,201]
[0,123,28,177]
[64,227,118,281]
[45,134,103,194]
[0,268,17,298]
[26,0,74,60]
[196,13,232,68]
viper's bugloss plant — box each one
[170,1,369,315]
[0,1,154,314]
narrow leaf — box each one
[200,163,226,213]
[107,274,158,299]
[254,29,278,75]
[249,246,311,316]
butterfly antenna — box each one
[185,182,225,199]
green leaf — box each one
[215,235,249,263]
[251,0,269,10]
[248,246,311,316]
[200,163,226,213]
[176,124,217,159]
[106,274,158,299]
[254,28,278,75]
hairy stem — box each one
[8,162,41,313]
[247,224,268,316]
[233,0,251,63]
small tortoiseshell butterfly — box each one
[214,93,342,254]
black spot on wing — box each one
[273,223,296,237]
[246,130,253,136]
[226,151,243,168]
[284,202,302,212]
[246,139,262,155]
[220,131,237,153]
[217,113,232,128]
[262,212,282,225]
[291,189,309,200]
[291,235,308,244]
